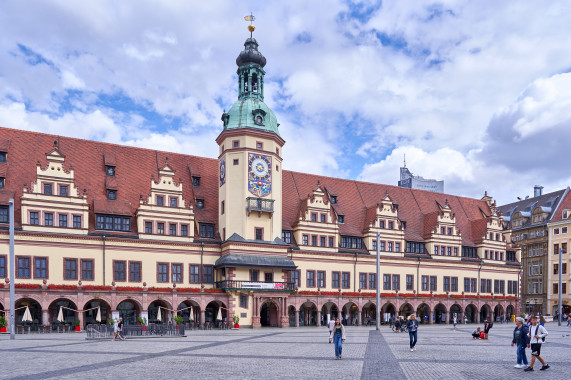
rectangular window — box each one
[145,221,153,234]
[239,294,248,309]
[553,283,558,294]
[106,166,115,176]
[440,227,445,234]
[338,215,344,224]
[30,211,39,225]
[447,247,451,256]
[170,197,178,207]
[311,213,317,222]
[464,278,470,292]
[202,265,213,283]
[59,214,68,227]
[129,261,141,282]
[388,221,394,229]
[453,247,458,256]
[434,246,439,255]
[499,280,505,294]
[494,279,500,294]
[447,227,452,235]
[156,196,164,206]
[0,177,6,189]
[320,236,326,247]
[290,270,300,287]
[34,257,48,279]
[113,260,126,282]
[441,246,445,256]
[172,263,183,283]
[233,140,239,148]
[64,258,77,280]
[233,159,239,165]
[341,272,350,289]
[192,176,201,186]
[388,242,393,252]
[95,214,131,232]
[369,273,376,290]
[306,270,315,287]
[190,265,200,283]
[0,204,6,222]
[379,220,385,228]
[563,263,567,274]
[383,274,391,290]
[563,243,568,254]
[311,235,317,246]
[59,185,69,196]
[199,223,215,238]
[406,275,414,290]
[16,256,31,278]
[359,273,367,289]
[250,269,259,282]
[320,214,326,223]
[392,274,400,290]
[395,242,401,252]
[256,142,263,150]
[302,235,308,245]
[45,213,54,226]
[332,272,340,288]
[282,230,293,244]
[329,237,334,247]
[107,190,117,200]
[443,276,450,292]
[554,244,559,254]
[181,225,188,237]
[264,272,273,283]
[157,222,165,235]
[372,240,377,251]
[0,256,6,278]
[429,276,437,291]
[451,277,458,292]
[317,271,325,288]
[471,278,477,293]
[81,259,94,281]
[157,263,169,283]
[0,152,5,162]
[43,183,53,195]
[169,224,177,236]
[73,215,81,229]
[221,201,225,215]
[255,228,263,240]
[421,275,429,291]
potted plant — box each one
[75,319,81,332]
[107,317,115,325]
[0,315,7,333]
[232,314,240,329]
[173,315,183,329]
[138,316,148,331]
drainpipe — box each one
[354,253,358,291]
[102,235,106,285]
[200,242,204,285]
[478,260,483,292]
[417,257,421,293]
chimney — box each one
[534,185,543,197]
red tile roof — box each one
[549,188,571,223]
[1,126,494,246]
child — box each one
[472,327,481,339]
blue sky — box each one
[1,0,571,204]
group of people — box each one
[511,315,549,371]
[112,317,125,341]
[471,318,494,339]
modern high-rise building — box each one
[398,163,444,193]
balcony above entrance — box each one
[247,197,274,214]
[216,280,295,292]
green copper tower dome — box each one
[221,36,280,136]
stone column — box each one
[78,311,84,331]
[42,309,50,327]
[200,310,206,328]
[429,311,434,325]
[295,310,299,327]
[445,312,450,324]
[474,312,479,324]
[316,310,321,327]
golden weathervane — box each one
[244,13,255,36]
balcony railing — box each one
[216,280,295,292]
[246,197,274,213]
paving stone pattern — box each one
[1,323,570,379]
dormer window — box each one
[156,196,164,206]
[192,176,201,187]
[59,185,68,196]
[107,190,117,200]
[0,177,4,189]
[43,183,53,195]
[0,152,6,163]
[106,166,115,176]
[330,196,337,204]
[564,210,569,219]
[252,109,266,126]
[255,115,263,125]
[169,197,178,208]
[338,215,345,224]
[196,199,204,209]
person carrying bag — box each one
[329,318,346,360]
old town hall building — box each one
[0,30,522,329]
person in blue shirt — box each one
[511,317,530,369]
[407,314,419,352]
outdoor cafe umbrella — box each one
[22,306,33,323]
[189,307,194,321]
[216,308,222,321]
[95,307,101,323]
[156,306,162,322]
[57,306,65,323]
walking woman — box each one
[329,318,346,360]
[407,314,419,352]
[511,317,530,368]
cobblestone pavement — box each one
[1,323,570,379]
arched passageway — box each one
[362,302,376,325]
[417,303,430,324]
[260,301,279,327]
[177,300,200,325]
[343,302,359,326]
[465,304,477,323]
[450,304,462,324]
[434,304,447,324]
[117,299,141,326]
[16,298,42,328]
[205,301,227,327]
[49,299,77,326]
[83,299,110,326]
[399,303,413,319]
[382,302,396,323]
[493,305,504,322]
[299,302,317,326]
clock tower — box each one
[216,27,284,242]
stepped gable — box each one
[0,126,219,233]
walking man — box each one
[328,317,335,335]
[116,317,125,341]
[407,314,419,352]
[511,317,529,369]
[524,316,549,371]
[453,315,458,331]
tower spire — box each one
[244,13,256,38]
[403,154,406,168]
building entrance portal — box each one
[260,302,279,327]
